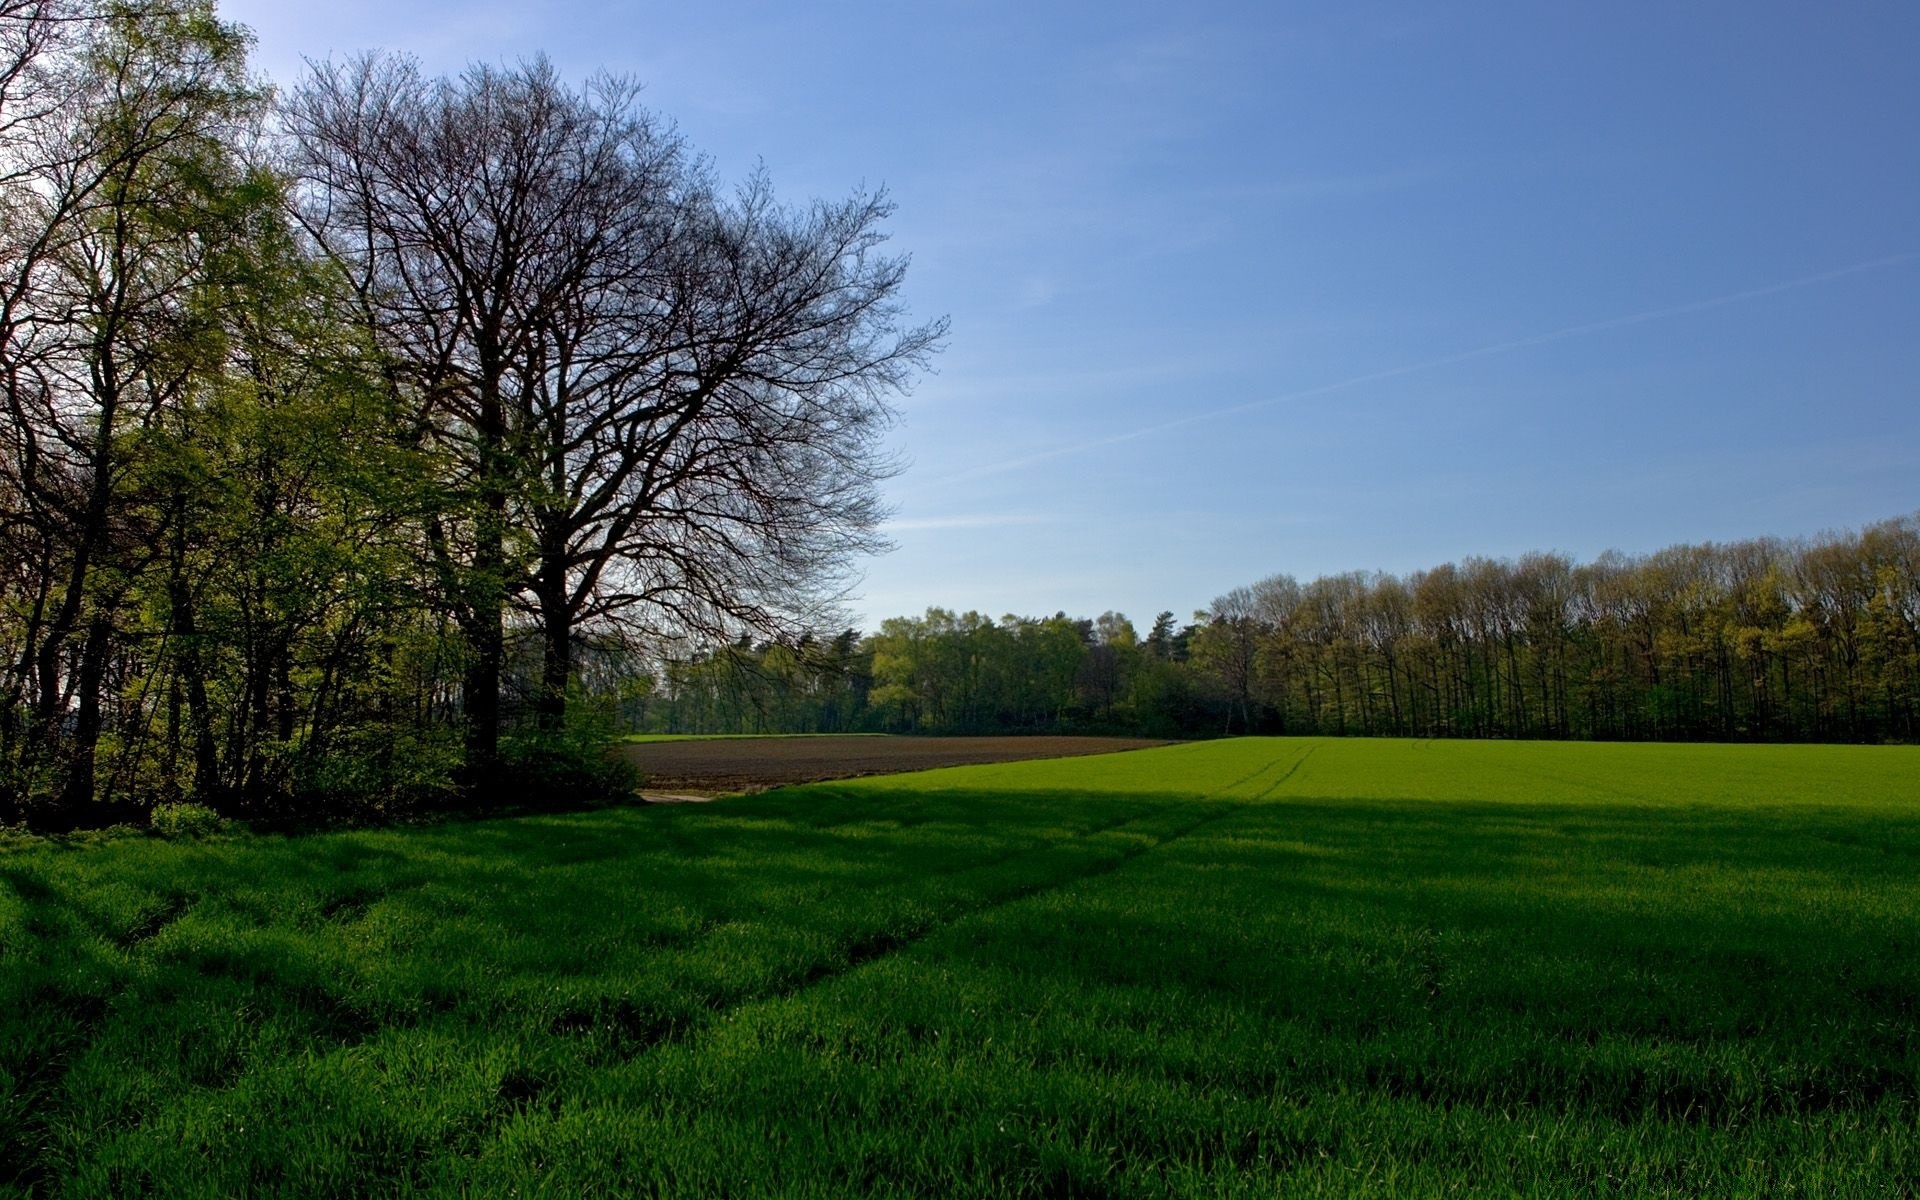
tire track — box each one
[1215,742,1320,798]
[113,893,195,949]
[1249,744,1319,800]
[571,770,1273,1065]
[748,752,1290,1006]
[768,799,1242,1004]
[597,806,1162,963]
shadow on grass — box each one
[836,794,1920,1120]
[2,784,1917,1192]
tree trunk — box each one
[59,616,113,815]
[537,584,571,733]
[167,518,222,803]
[463,400,510,770]
[463,610,504,765]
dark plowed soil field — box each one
[620,735,1171,794]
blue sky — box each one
[224,0,1920,630]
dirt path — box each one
[621,735,1170,797]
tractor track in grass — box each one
[556,803,1247,1069]
[548,802,1238,1064]
[771,799,1244,1001]
[562,744,1311,974]
[112,892,195,948]
[756,746,1312,1007]
[554,805,1163,968]
[1252,744,1318,798]
[559,748,1301,1067]
[1193,741,1317,803]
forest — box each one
[0,2,937,829]
[644,514,1920,746]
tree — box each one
[1078,611,1136,718]
[286,55,941,777]
[1194,588,1262,734]
[0,0,266,818]
[1145,610,1177,660]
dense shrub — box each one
[148,803,226,838]
[288,727,465,820]
[493,693,640,808]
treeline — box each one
[0,3,933,828]
[641,514,1920,744]
[639,612,1182,736]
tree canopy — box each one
[0,3,939,827]
[637,514,1920,747]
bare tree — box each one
[286,54,940,769]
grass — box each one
[2,737,1917,1197]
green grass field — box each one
[3,738,1918,1197]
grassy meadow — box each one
[3,737,1918,1196]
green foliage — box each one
[2,738,1917,1194]
[0,9,926,830]
[0,0,461,828]
[650,633,873,735]
[861,609,1091,733]
[287,724,463,820]
[636,514,1920,748]
[146,802,225,839]
[494,693,640,808]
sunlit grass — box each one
[3,738,1917,1196]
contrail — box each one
[932,250,1920,486]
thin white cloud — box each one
[1016,276,1059,308]
[1088,29,1224,88]
[933,250,1920,486]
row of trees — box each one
[1196,516,1920,742]
[0,2,936,827]
[637,515,1920,745]
[637,610,1199,738]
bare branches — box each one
[0,23,941,818]
[287,53,941,736]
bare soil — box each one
[621,735,1170,796]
